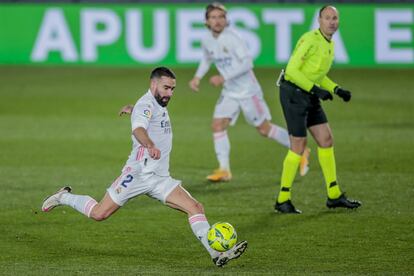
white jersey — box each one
[125,90,172,176]
[195,27,262,99]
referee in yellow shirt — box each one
[275,5,361,213]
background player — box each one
[189,2,310,182]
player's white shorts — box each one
[107,166,181,206]
[213,94,272,127]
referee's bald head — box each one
[319,5,338,18]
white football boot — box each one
[213,240,248,267]
[41,186,72,212]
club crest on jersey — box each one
[142,109,151,118]
[223,47,228,53]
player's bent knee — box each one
[90,210,111,221]
[211,119,229,132]
[256,121,270,137]
[211,123,224,132]
[90,214,108,222]
[257,127,268,137]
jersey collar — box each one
[318,28,332,43]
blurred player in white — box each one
[189,2,310,182]
[41,67,247,267]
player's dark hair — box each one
[205,2,227,20]
[150,67,176,80]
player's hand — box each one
[334,87,351,102]
[311,85,333,101]
[147,146,161,160]
[209,75,225,87]
[189,77,200,92]
[119,104,134,116]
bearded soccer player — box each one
[189,2,310,182]
[42,67,247,266]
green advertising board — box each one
[0,4,413,67]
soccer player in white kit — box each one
[41,67,247,267]
[189,2,310,182]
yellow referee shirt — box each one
[285,29,338,93]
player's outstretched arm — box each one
[119,104,134,116]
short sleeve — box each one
[131,101,154,131]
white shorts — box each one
[107,166,181,206]
[213,94,272,127]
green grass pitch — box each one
[0,67,413,274]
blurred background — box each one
[0,1,413,67]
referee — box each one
[274,6,361,213]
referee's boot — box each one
[326,193,361,209]
[274,200,302,214]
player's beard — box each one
[212,24,225,35]
[154,90,171,107]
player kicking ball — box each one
[41,67,247,267]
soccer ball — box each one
[207,222,237,252]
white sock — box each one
[267,124,290,148]
[189,214,219,258]
[213,131,230,170]
[60,193,98,217]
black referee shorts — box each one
[279,80,328,137]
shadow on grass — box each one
[240,208,361,234]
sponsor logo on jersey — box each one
[161,120,172,134]
[160,120,170,128]
[215,57,232,68]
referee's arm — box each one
[320,76,338,93]
[285,38,315,92]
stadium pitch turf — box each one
[0,67,413,274]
